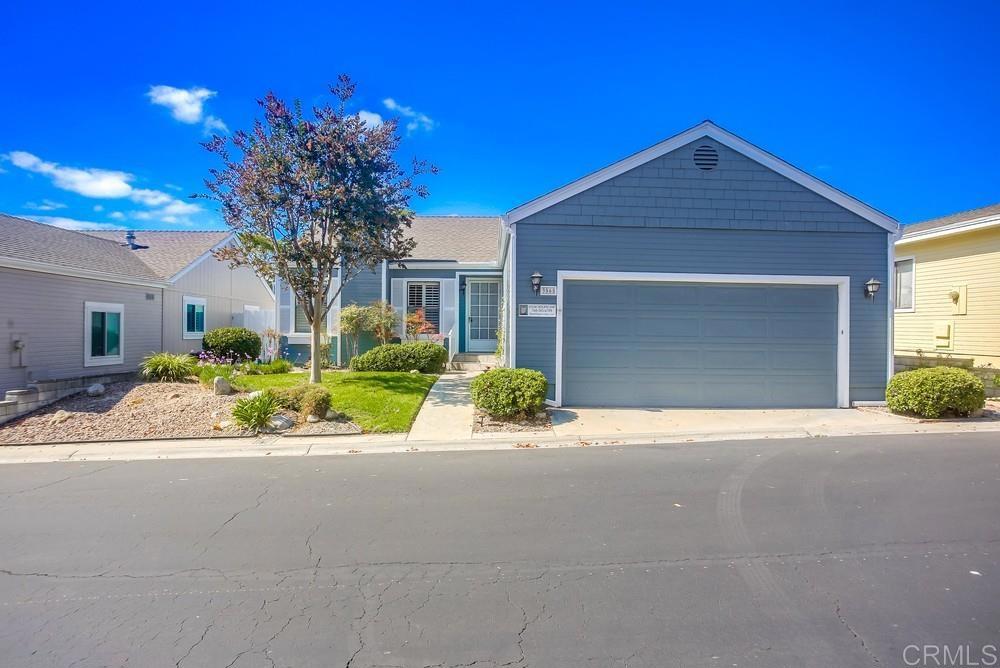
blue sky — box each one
[2,0,997,231]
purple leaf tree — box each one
[201,75,435,382]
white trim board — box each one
[0,256,167,289]
[554,271,852,409]
[506,121,899,234]
[896,214,1000,245]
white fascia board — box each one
[166,233,236,284]
[392,261,500,270]
[0,256,167,289]
[896,215,1000,245]
[506,121,899,234]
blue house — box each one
[277,121,899,409]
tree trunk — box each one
[309,291,323,384]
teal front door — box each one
[466,279,500,353]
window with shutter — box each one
[406,282,440,332]
[294,301,311,333]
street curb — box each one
[0,420,998,464]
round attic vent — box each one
[693,145,719,171]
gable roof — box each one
[898,202,1000,244]
[406,216,501,262]
[505,120,899,233]
[83,230,232,280]
[0,213,162,283]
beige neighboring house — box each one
[894,202,1000,370]
[0,214,274,405]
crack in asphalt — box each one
[1,463,120,497]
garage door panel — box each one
[562,280,838,408]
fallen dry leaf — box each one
[514,442,538,449]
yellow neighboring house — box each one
[894,202,1000,368]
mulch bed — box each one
[474,408,552,433]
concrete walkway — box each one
[407,372,478,441]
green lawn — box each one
[233,371,438,433]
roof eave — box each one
[897,214,1000,246]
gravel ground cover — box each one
[0,382,244,444]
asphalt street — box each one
[0,432,997,667]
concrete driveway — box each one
[549,406,916,438]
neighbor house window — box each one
[84,302,124,367]
[183,296,207,339]
[293,300,311,334]
[895,258,914,311]
[407,282,440,332]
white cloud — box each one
[203,115,228,135]
[93,204,104,212]
[25,215,127,231]
[24,199,67,211]
[109,211,126,220]
[7,151,133,198]
[147,85,228,135]
[358,110,383,126]
[164,183,183,191]
[5,150,203,226]
[383,98,435,133]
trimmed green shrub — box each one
[272,384,331,418]
[140,352,196,382]
[300,386,332,418]
[349,342,447,374]
[470,368,548,418]
[231,391,280,432]
[886,367,985,418]
[202,327,262,361]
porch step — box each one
[448,353,498,372]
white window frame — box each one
[554,271,852,409]
[84,301,125,367]
[406,281,442,333]
[182,295,207,340]
[894,256,915,313]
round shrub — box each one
[886,367,985,418]
[202,327,262,361]
[349,342,448,374]
[140,352,196,381]
[301,386,332,418]
[470,368,548,418]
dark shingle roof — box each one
[0,214,161,281]
[902,202,1000,237]
[83,230,231,279]
[406,216,502,262]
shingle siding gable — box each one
[519,138,883,234]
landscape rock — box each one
[49,410,75,425]
[248,390,263,399]
[306,414,321,423]
[212,376,232,396]
[217,420,234,430]
[86,383,105,397]
[268,414,295,431]
[325,409,341,420]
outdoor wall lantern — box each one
[864,277,881,300]
[530,271,543,295]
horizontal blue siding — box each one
[341,268,382,306]
[516,229,888,403]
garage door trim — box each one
[554,271,851,408]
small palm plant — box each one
[231,392,281,432]
[140,352,197,382]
